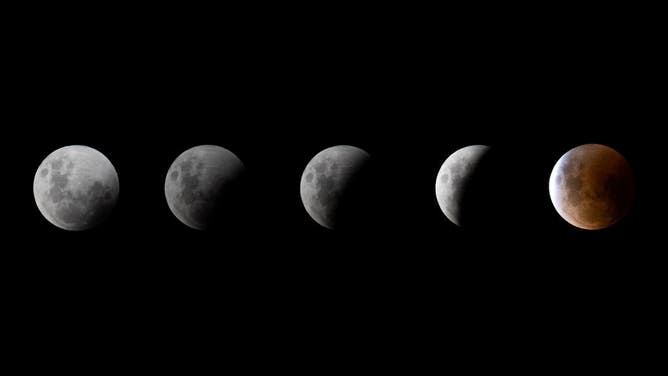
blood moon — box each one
[549,144,635,230]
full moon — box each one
[33,145,119,231]
[435,145,490,226]
[165,145,245,230]
[300,145,370,230]
[549,144,635,230]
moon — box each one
[165,145,245,230]
[33,145,119,231]
[300,145,371,230]
[435,145,490,226]
[549,144,635,230]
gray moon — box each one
[549,143,634,230]
[33,145,119,231]
[164,145,245,230]
[300,145,370,230]
[435,145,490,226]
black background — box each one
[4,6,664,370]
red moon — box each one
[549,144,635,230]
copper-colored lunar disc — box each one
[549,144,635,230]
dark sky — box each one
[4,8,662,369]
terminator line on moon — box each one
[165,145,245,230]
[549,143,634,230]
[33,145,119,231]
[435,145,490,226]
[300,145,370,230]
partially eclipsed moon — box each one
[33,145,119,231]
[164,145,245,230]
[300,145,370,230]
[435,145,490,226]
[549,144,634,230]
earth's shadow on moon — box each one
[327,157,382,233]
[33,146,120,231]
[304,156,387,235]
[177,173,251,232]
[456,148,525,232]
[549,144,635,231]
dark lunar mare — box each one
[56,181,117,228]
[310,158,341,226]
[42,155,118,229]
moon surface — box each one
[33,145,119,231]
[165,145,245,230]
[300,145,370,230]
[549,144,635,230]
[435,145,490,226]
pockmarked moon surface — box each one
[33,145,119,231]
[300,145,370,230]
[165,145,245,230]
[435,145,490,226]
[549,144,634,230]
